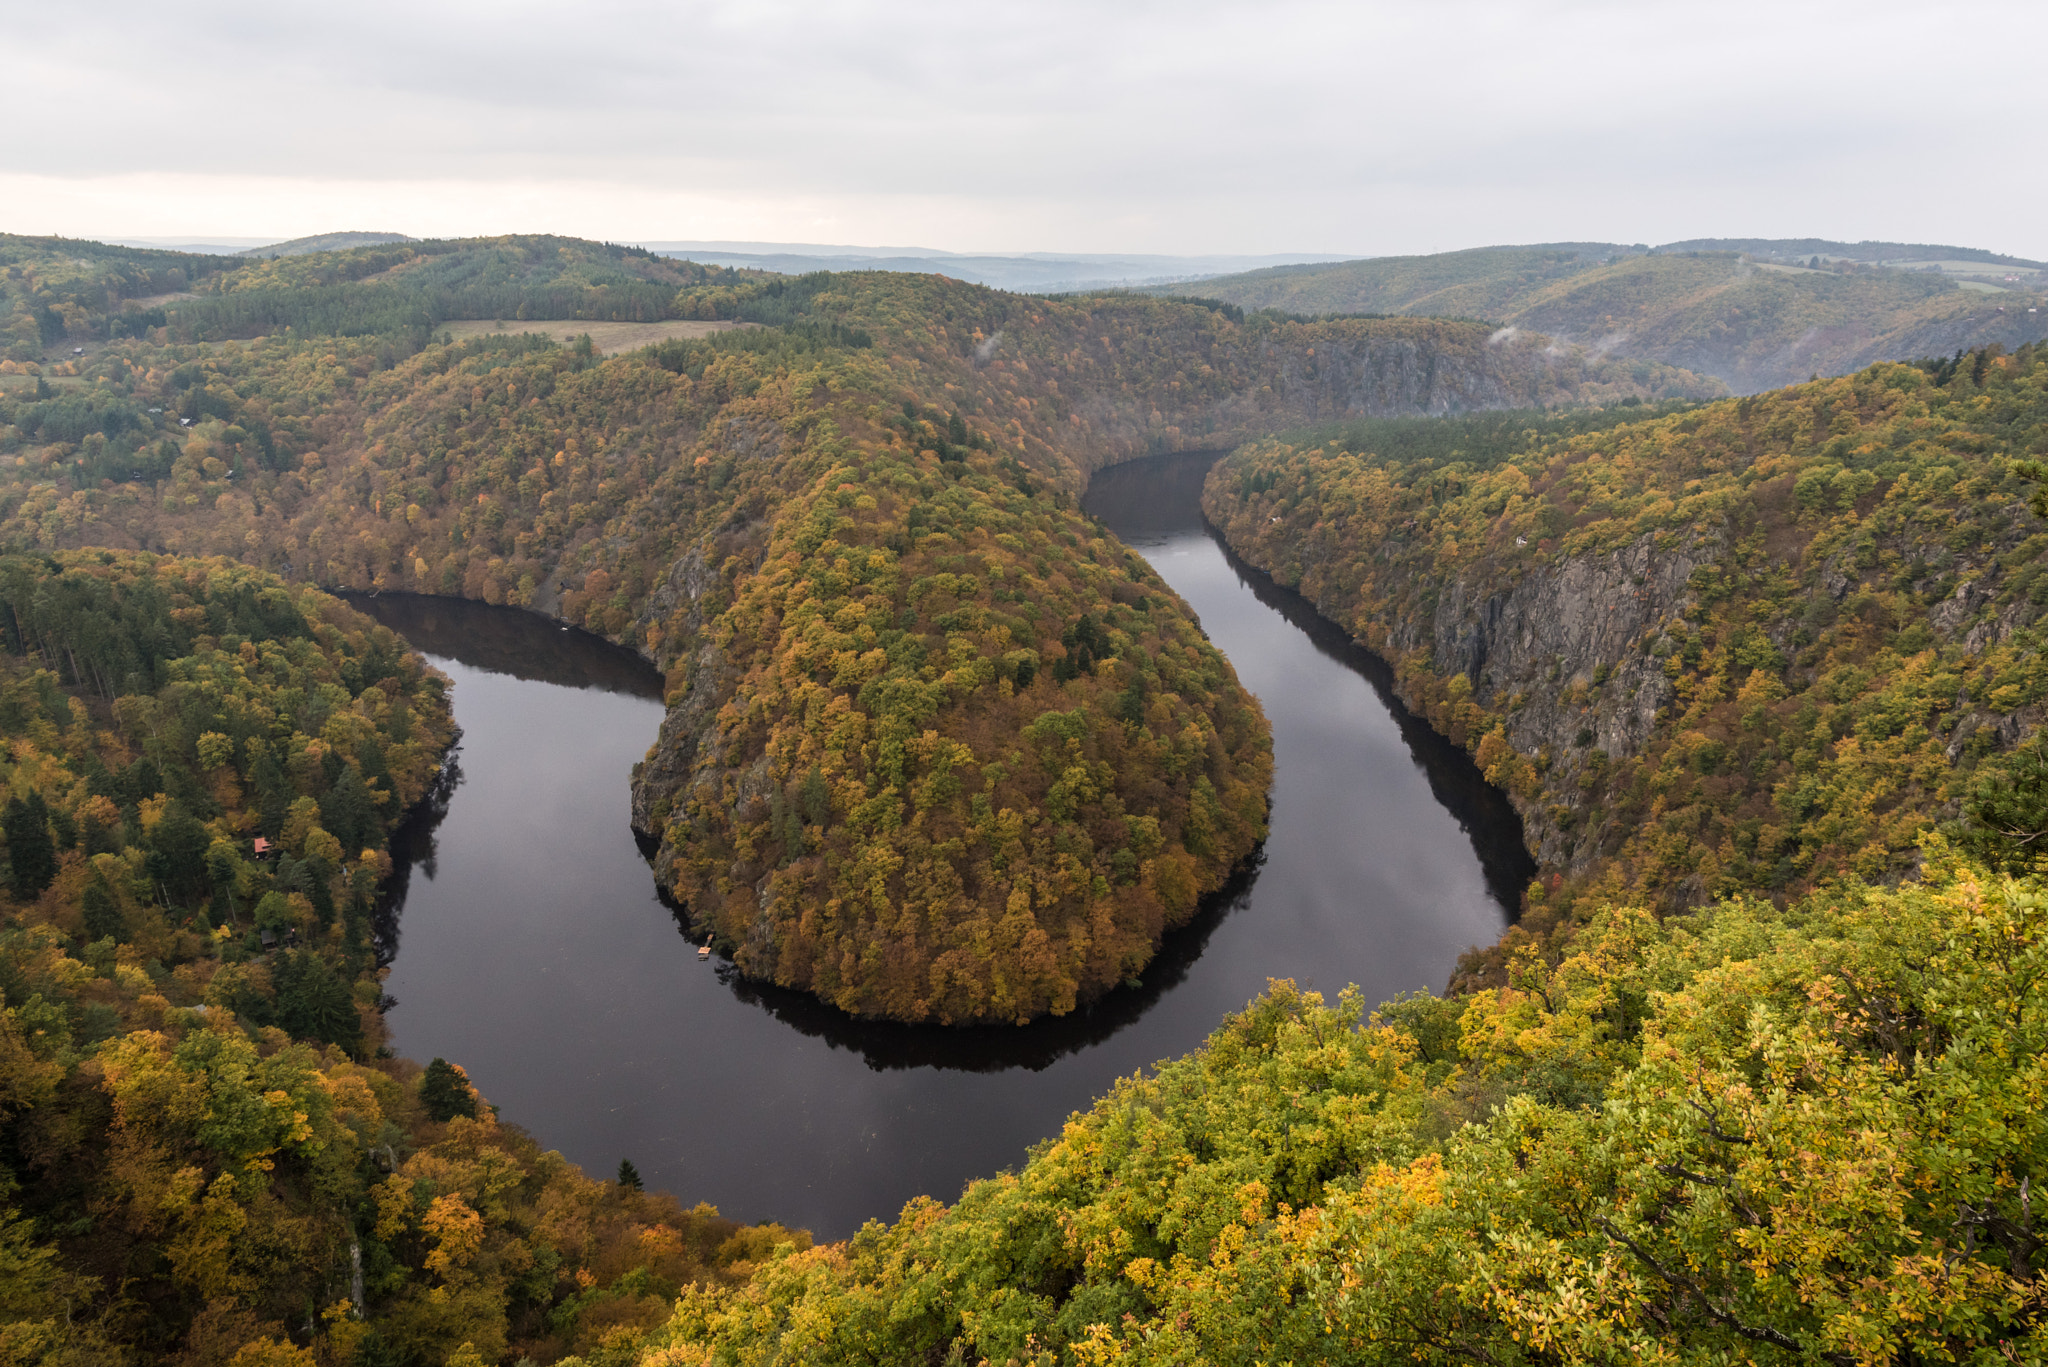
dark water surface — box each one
[355,451,1526,1237]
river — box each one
[352,449,1528,1238]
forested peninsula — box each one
[1,231,2046,1366]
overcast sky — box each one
[6,0,2044,257]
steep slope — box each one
[1170,243,1620,321]
[1665,236,2047,286]
[1205,346,2048,978]
[6,236,2048,1367]
[1173,243,2048,392]
[622,862,2048,1366]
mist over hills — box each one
[1165,238,2048,392]
[52,228,2048,392]
[639,242,1354,293]
[106,234,1352,291]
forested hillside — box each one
[240,232,417,258]
[0,553,805,1363]
[611,858,2048,1366]
[1172,243,2048,392]
[1206,345,2048,978]
[0,240,1716,1024]
[9,231,2045,1365]
[0,234,755,358]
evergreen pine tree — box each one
[1964,739,2048,874]
[3,794,55,900]
[145,799,210,902]
[321,765,376,856]
[250,749,290,838]
[81,880,124,942]
[419,1058,478,1122]
[617,1159,643,1191]
[273,950,363,1051]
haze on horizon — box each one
[6,0,2045,260]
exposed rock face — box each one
[1412,535,1713,867]
[627,530,759,844]
[1206,453,2046,895]
[1241,523,1712,873]
[1056,327,1722,482]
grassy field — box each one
[0,373,87,393]
[435,318,755,353]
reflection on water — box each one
[348,594,665,697]
[695,853,1262,1075]
[350,455,1527,1237]
[1204,520,1532,911]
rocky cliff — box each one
[1204,356,2048,971]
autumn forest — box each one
[0,230,2045,1365]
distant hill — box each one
[239,230,417,257]
[1664,238,2046,278]
[646,244,1354,294]
[1160,240,2048,392]
[0,233,758,352]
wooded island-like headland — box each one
[0,231,2045,1365]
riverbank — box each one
[348,449,1526,1235]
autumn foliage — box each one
[1206,347,2048,976]
[642,440,1273,1023]
[632,858,2048,1366]
[0,554,792,1364]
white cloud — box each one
[4,0,2043,255]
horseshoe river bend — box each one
[352,450,1532,1238]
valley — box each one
[0,230,2041,1365]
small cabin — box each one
[698,944,711,960]
[253,837,272,857]
[259,928,277,949]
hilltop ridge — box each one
[238,229,418,257]
[1160,238,2048,391]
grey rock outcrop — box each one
[1406,535,1711,868]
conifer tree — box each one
[3,793,54,899]
[420,1057,478,1122]
[80,879,123,942]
